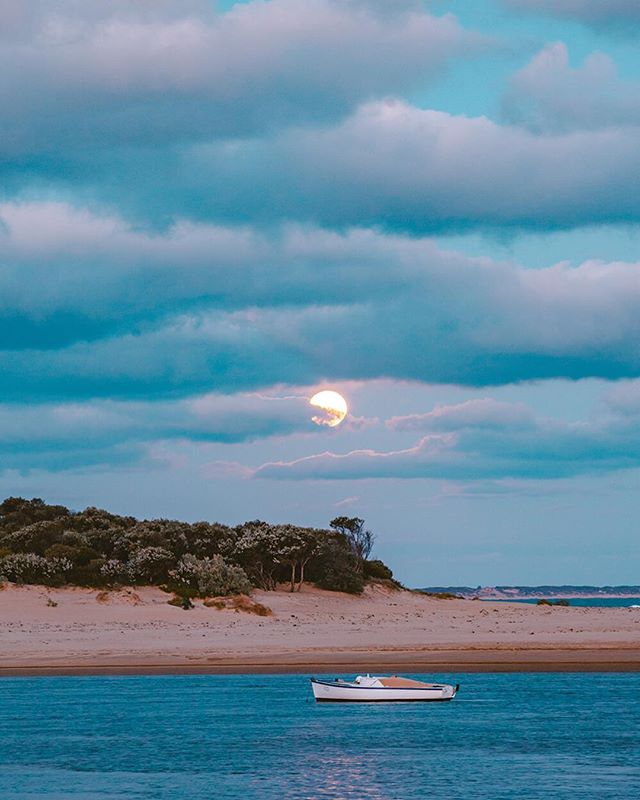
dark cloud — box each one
[2,203,640,401]
[0,391,316,470]
[194,101,640,232]
[55,101,639,233]
[0,0,475,155]
[0,202,439,347]
[1,4,637,235]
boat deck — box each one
[378,677,435,688]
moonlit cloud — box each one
[255,391,640,481]
[388,399,536,432]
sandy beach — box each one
[1,582,639,675]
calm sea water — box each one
[1,673,639,799]
[484,597,640,607]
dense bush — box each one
[127,546,174,584]
[0,497,391,596]
[0,552,72,586]
[169,554,252,598]
[364,559,394,580]
[311,532,364,594]
[537,598,570,607]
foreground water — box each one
[1,673,639,799]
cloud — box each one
[503,43,640,132]
[0,201,443,347]
[388,399,536,432]
[604,380,640,416]
[0,390,317,470]
[2,202,640,400]
[0,4,637,237]
[334,495,361,508]
[0,0,477,156]
[116,100,640,233]
[502,0,640,33]
[255,392,640,481]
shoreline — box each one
[3,646,640,677]
[3,583,640,677]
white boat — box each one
[310,674,459,702]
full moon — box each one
[309,390,348,427]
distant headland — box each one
[421,585,640,599]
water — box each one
[483,597,640,607]
[1,673,639,799]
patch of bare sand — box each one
[0,582,639,674]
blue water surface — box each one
[483,598,640,607]
[1,673,639,799]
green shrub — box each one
[45,544,82,563]
[69,559,110,587]
[169,554,252,598]
[315,561,364,594]
[99,559,130,584]
[168,595,194,610]
[0,552,72,586]
[127,546,173,584]
[537,598,570,607]
[363,559,393,580]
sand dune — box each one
[1,582,639,674]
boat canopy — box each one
[354,675,382,687]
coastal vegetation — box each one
[0,497,392,597]
[537,598,571,607]
[416,590,463,600]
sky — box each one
[1,0,639,587]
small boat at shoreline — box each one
[310,674,459,702]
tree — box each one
[273,525,320,592]
[231,521,281,590]
[311,531,364,594]
[329,517,375,571]
[293,529,322,592]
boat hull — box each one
[311,679,458,702]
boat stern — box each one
[442,683,459,700]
